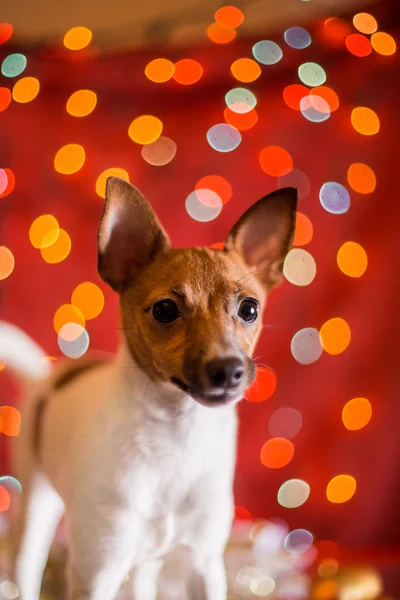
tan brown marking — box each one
[32,395,47,461]
[53,359,103,390]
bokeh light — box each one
[318,558,339,577]
[269,407,302,439]
[311,86,339,112]
[260,438,295,469]
[224,106,258,130]
[12,77,40,103]
[342,397,372,431]
[53,304,85,335]
[300,95,330,123]
[283,84,309,111]
[215,6,244,28]
[29,215,60,249]
[0,246,15,280]
[145,58,175,83]
[0,87,11,112]
[250,576,275,597]
[141,136,177,166]
[0,168,15,197]
[96,168,129,197]
[291,327,323,364]
[353,13,378,34]
[252,40,283,65]
[346,33,371,57]
[63,26,92,50]
[0,23,13,44]
[284,529,313,554]
[278,479,310,508]
[278,169,310,199]
[0,486,10,512]
[1,53,27,78]
[41,229,72,263]
[58,323,90,358]
[319,182,350,214]
[66,90,97,117]
[327,475,356,503]
[0,406,21,436]
[337,241,368,278]
[293,212,313,246]
[185,190,223,222]
[323,17,351,46]
[320,317,351,355]
[231,58,261,82]
[54,143,86,174]
[351,107,380,135]
[71,282,105,320]
[225,87,257,114]
[195,175,232,204]
[298,62,326,87]
[173,59,203,85]
[246,366,277,402]
[0,581,19,599]
[259,146,293,177]
[284,27,311,49]
[128,115,163,145]
[347,162,376,194]
[207,23,236,44]
[207,123,241,152]
[371,32,396,56]
[283,248,316,286]
[0,170,7,195]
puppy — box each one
[0,178,297,600]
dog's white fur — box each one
[0,324,236,600]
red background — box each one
[1,1,400,552]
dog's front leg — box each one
[129,558,164,600]
[187,553,227,600]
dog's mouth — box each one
[171,377,242,407]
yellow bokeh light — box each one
[145,58,175,83]
[327,475,356,503]
[71,282,104,320]
[29,215,60,249]
[12,77,40,103]
[347,162,376,194]
[128,115,163,145]
[53,304,85,335]
[337,241,368,278]
[371,31,396,56]
[231,58,261,83]
[0,246,15,280]
[351,107,380,136]
[353,13,378,34]
[66,90,97,117]
[95,168,129,198]
[63,26,92,50]
[342,397,372,431]
[0,362,5,372]
[54,144,85,174]
[320,317,351,355]
[41,229,71,263]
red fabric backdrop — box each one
[1,1,400,551]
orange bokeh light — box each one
[0,87,11,112]
[259,146,293,177]
[210,241,224,250]
[96,168,129,197]
[215,6,244,28]
[231,58,261,83]
[54,304,85,335]
[323,17,351,46]
[345,33,371,57]
[0,22,13,44]
[327,475,356,503]
[29,215,59,249]
[235,506,252,520]
[371,32,396,56]
[293,212,313,246]
[54,143,86,174]
[283,84,309,111]
[145,58,175,83]
[260,438,295,469]
[195,175,232,204]
[41,229,72,263]
[320,317,351,355]
[0,246,15,280]
[310,86,339,112]
[223,106,258,130]
[246,366,277,402]
[353,13,378,35]
[0,168,15,198]
[173,59,204,85]
[128,115,163,145]
[0,486,10,512]
[342,397,372,431]
[0,406,22,437]
[351,107,380,136]
[63,26,92,51]
[337,242,368,278]
[347,162,376,194]
[207,23,236,44]
[72,282,105,320]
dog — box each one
[0,177,297,600]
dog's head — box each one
[98,178,297,407]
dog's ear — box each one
[225,187,298,289]
[98,177,170,292]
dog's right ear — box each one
[97,177,170,292]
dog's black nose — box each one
[205,358,245,389]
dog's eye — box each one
[238,298,258,323]
[152,299,180,323]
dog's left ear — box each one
[225,187,298,289]
[98,177,170,292]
